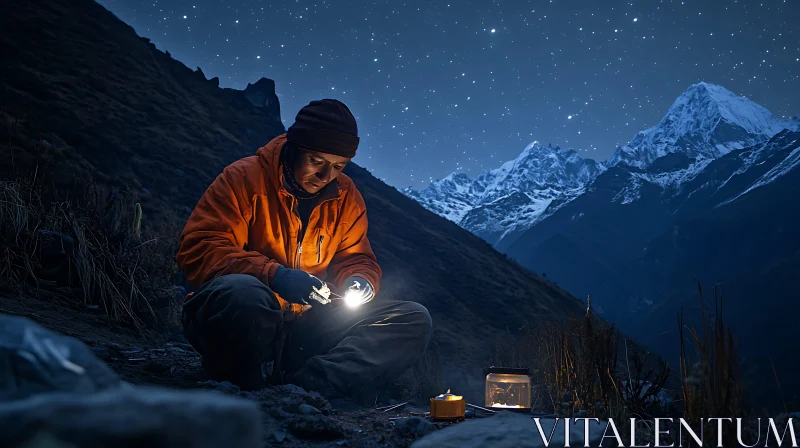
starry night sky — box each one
[98,0,799,189]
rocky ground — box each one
[0,291,481,447]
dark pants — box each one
[182,274,432,397]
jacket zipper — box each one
[288,193,338,270]
[291,197,303,269]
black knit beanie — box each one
[286,99,360,158]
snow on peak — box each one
[669,82,783,136]
[608,82,789,168]
[472,141,604,203]
[404,139,605,232]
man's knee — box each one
[190,274,281,316]
[201,274,278,306]
[183,274,281,335]
[394,300,433,342]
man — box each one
[176,99,432,402]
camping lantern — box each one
[485,367,531,411]
[429,390,466,421]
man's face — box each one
[292,148,350,194]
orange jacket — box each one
[176,134,382,315]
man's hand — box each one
[270,266,331,306]
[342,276,374,307]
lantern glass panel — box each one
[485,372,531,409]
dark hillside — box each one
[0,0,284,219]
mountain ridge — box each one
[406,141,605,243]
[407,82,798,248]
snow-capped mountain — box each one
[406,82,797,248]
[405,142,605,244]
[494,87,800,319]
[607,82,794,168]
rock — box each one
[411,412,606,448]
[298,403,321,415]
[394,416,440,438]
[242,78,281,120]
[286,415,345,440]
[0,386,262,447]
[0,314,121,401]
[198,380,241,395]
[274,431,287,442]
[327,396,363,412]
[276,383,313,396]
[165,342,193,351]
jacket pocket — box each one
[317,233,324,264]
[306,228,326,266]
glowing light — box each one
[344,290,363,308]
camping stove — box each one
[429,390,466,421]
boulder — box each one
[0,314,121,401]
[0,386,262,448]
[411,412,606,448]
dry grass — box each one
[491,297,671,430]
[534,303,620,417]
[678,282,747,446]
[0,174,180,330]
